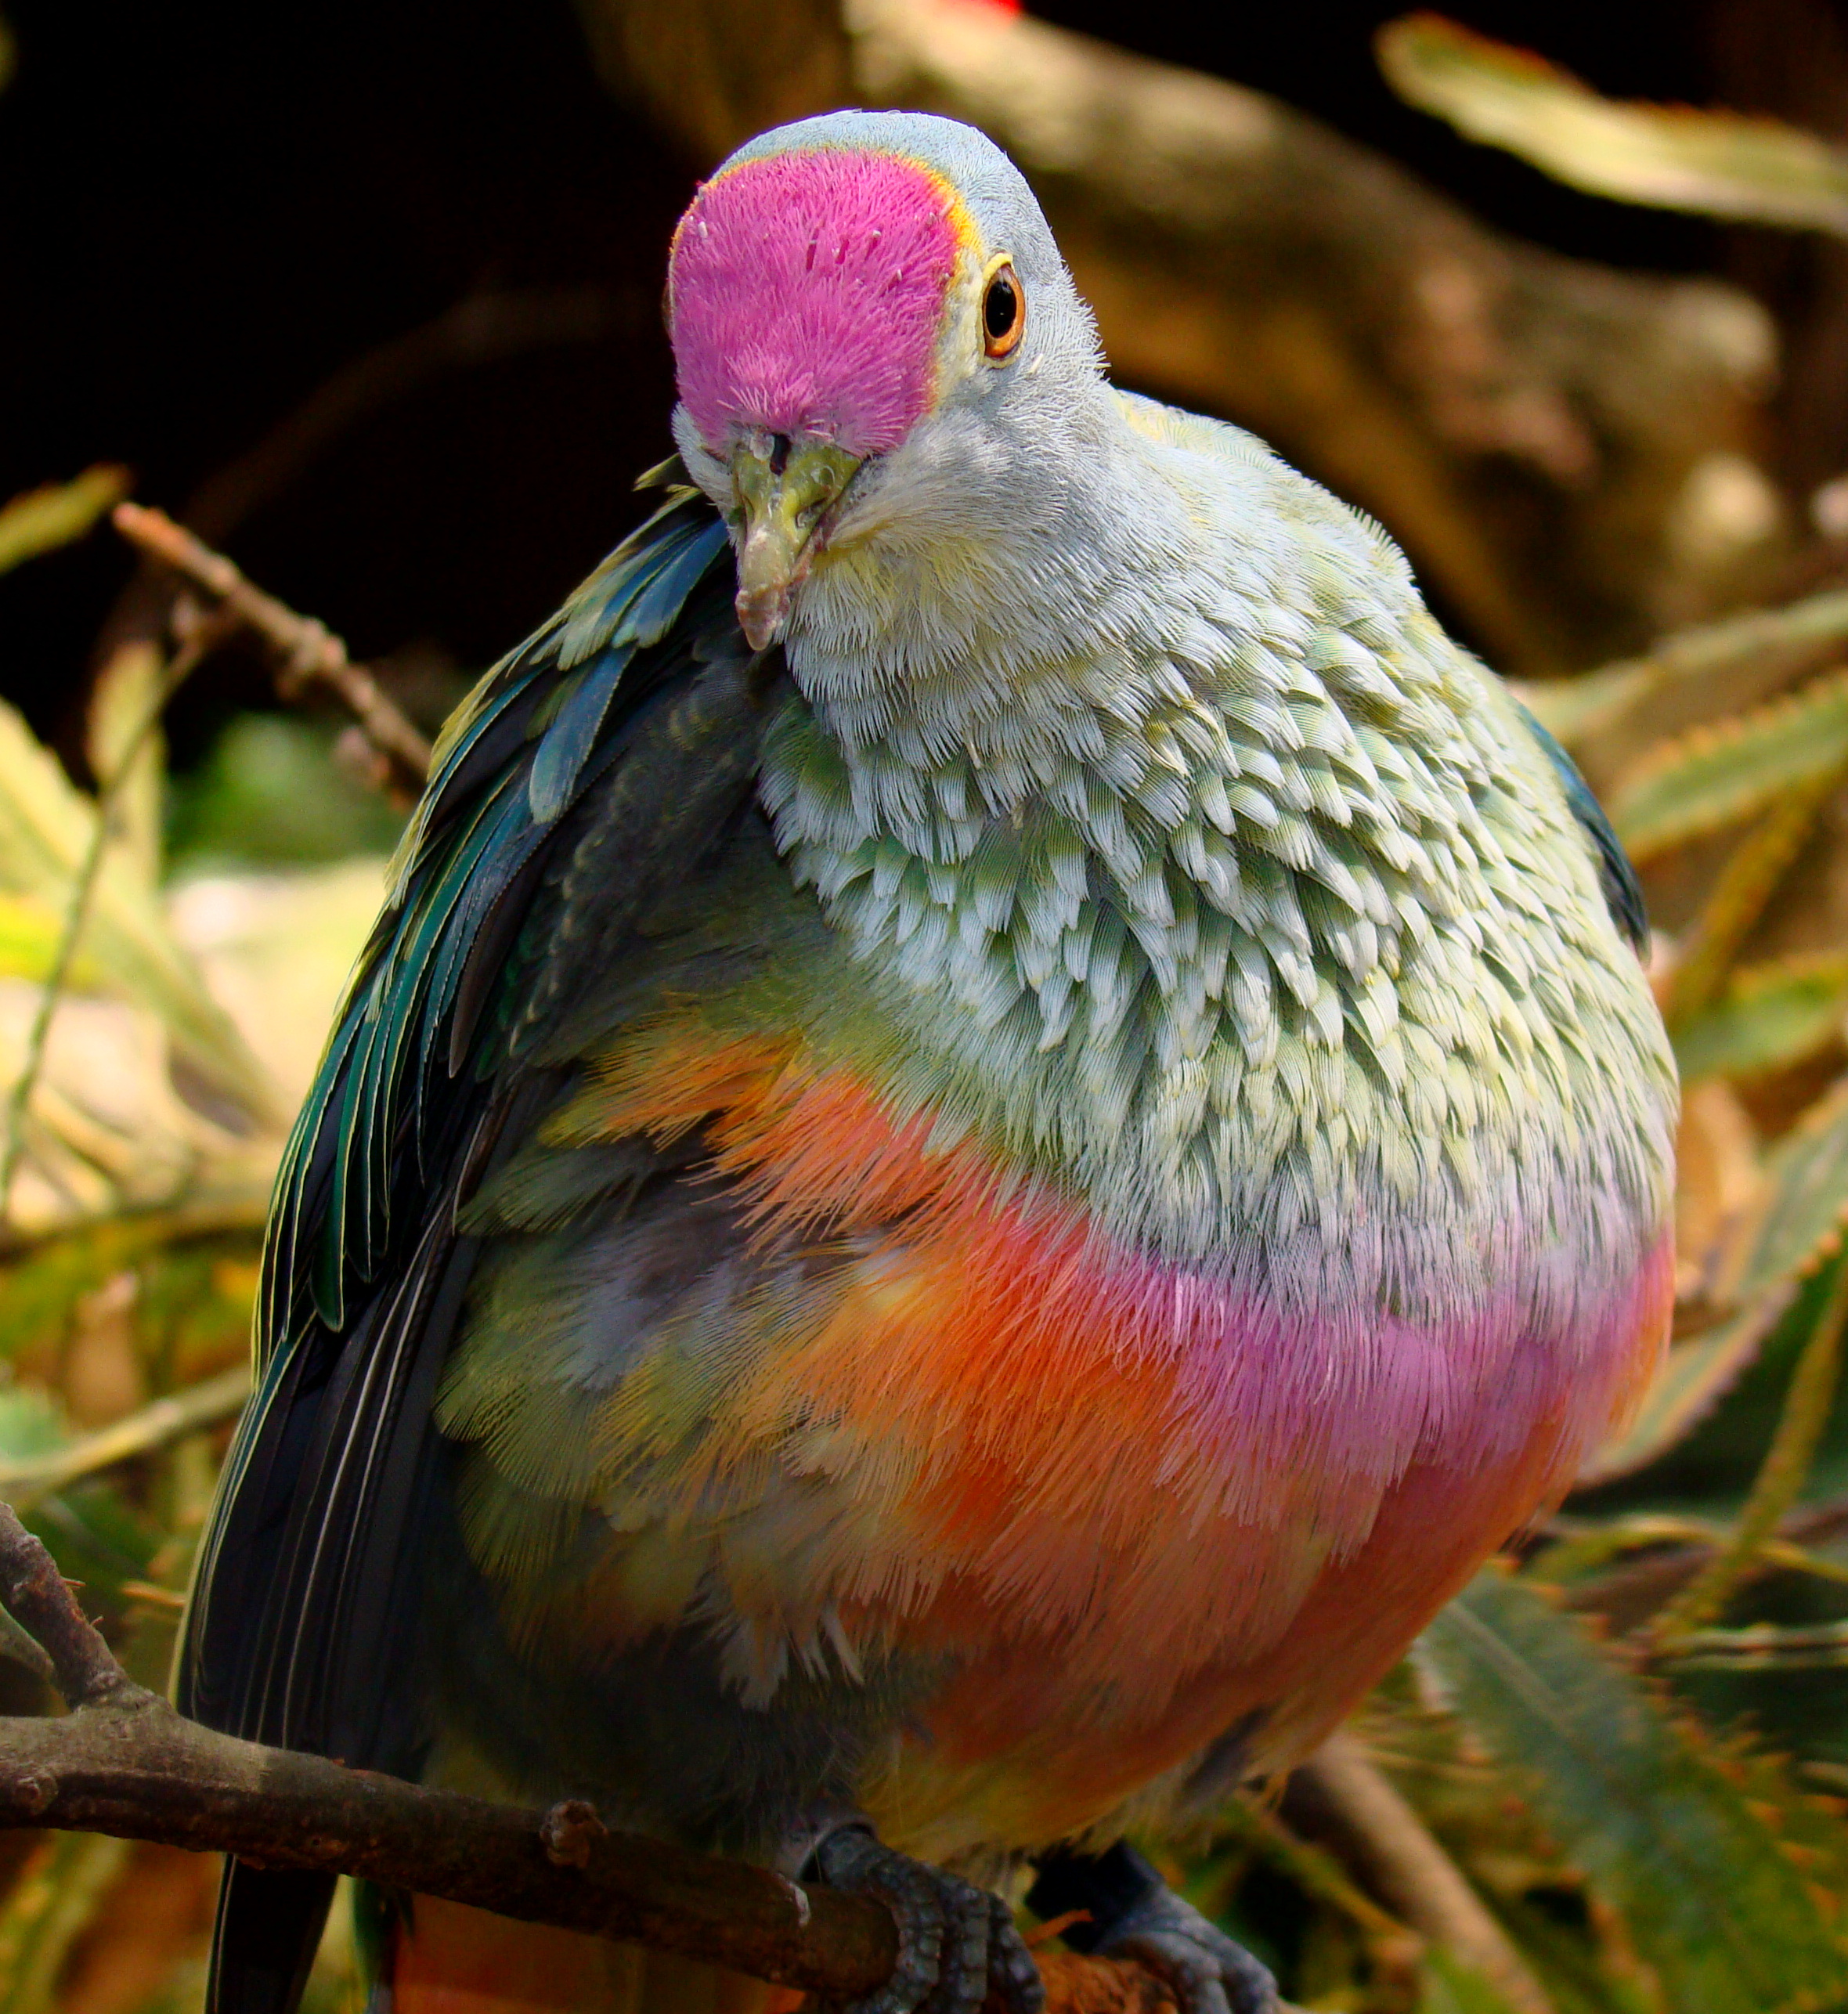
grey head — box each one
[664,108,1109,651]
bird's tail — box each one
[388,1895,807,2014]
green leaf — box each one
[0,469,128,577]
[1737,1075,1848,1300]
[0,1387,66,1465]
[1422,1572,1848,2013]
[1607,671,1848,860]
[1674,951,1848,1083]
[1577,1287,1795,1485]
[1379,13,1848,234]
[1418,1947,1529,2014]
[167,713,406,870]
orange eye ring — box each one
[981,262,1025,360]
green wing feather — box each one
[178,476,764,1767]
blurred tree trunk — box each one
[580,0,1788,673]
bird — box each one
[177,108,1677,2014]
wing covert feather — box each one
[179,478,770,1781]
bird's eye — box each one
[982,263,1024,360]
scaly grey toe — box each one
[813,1827,1045,2014]
[1100,1889,1277,2014]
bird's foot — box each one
[1098,1889,1277,2014]
[810,1825,1045,2014]
[1027,1843,1276,2014]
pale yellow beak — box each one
[731,435,861,651]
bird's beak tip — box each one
[729,436,860,656]
[736,587,788,653]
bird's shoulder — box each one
[1110,387,1414,577]
[1110,385,1647,953]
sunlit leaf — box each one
[0,893,106,991]
[1421,1572,1848,2012]
[1607,670,1848,860]
[1379,13,1848,233]
[0,698,277,1124]
[0,468,128,577]
[1674,951,1848,1082]
[87,639,166,891]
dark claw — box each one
[813,1827,1045,2014]
[1099,1890,1277,2014]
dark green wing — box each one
[1517,702,1648,955]
[177,477,770,2012]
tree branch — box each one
[110,504,432,799]
[0,1500,1176,2010]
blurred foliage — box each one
[1379,15,1848,236]
[0,471,126,579]
[0,471,393,2012]
[166,715,410,872]
[16,20,1848,2014]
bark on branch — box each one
[0,1501,1176,2011]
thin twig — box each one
[0,639,204,1225]
[1290,1734,1553,2014]
[1661,1619,1848,1669]
[1561,1492,1848,1633]
[0,1184,273,1263]
[0,1366,251,1513]
[1656,1261,1848,1640]
[110,503,432,796]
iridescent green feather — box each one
[258,493,728,1357]
[179,481,738,1765]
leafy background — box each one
[12,5,1848,2012]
